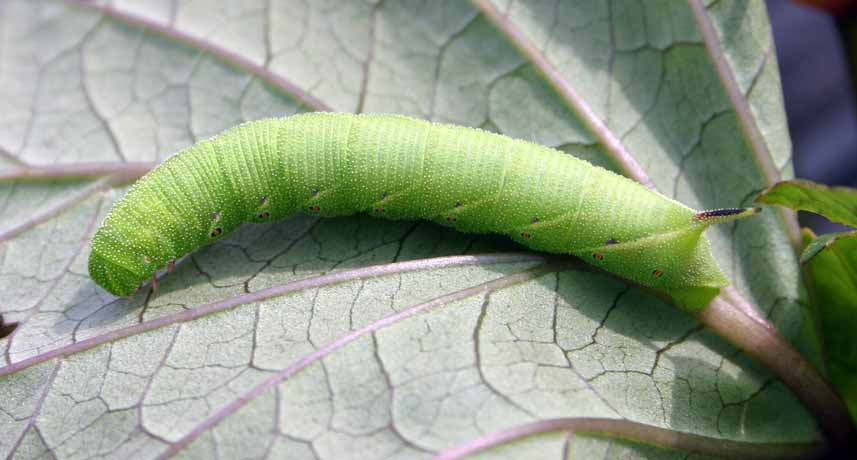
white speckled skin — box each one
[89,113,754,308]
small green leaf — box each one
[756,179,857,227]
[801,228,857,422]
[801,230,857,264]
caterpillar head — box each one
[88,214,159,297]
[89,196,169,296]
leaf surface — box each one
[0,1,813,459]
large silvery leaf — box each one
[0,1,814,459]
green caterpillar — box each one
[88,112,757,309]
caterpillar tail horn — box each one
[694,207,761,226]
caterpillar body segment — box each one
[88,113,757,308]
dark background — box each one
[768,0,857,233]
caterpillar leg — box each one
[126,284,140,301]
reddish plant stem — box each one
[0,161,154,182]
[436,417,824,460]
[698,296,856,450]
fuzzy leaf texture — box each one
[0,1,812,459]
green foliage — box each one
[757,179,857,228]
[759,178,857,424]
[801,229,857,423]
